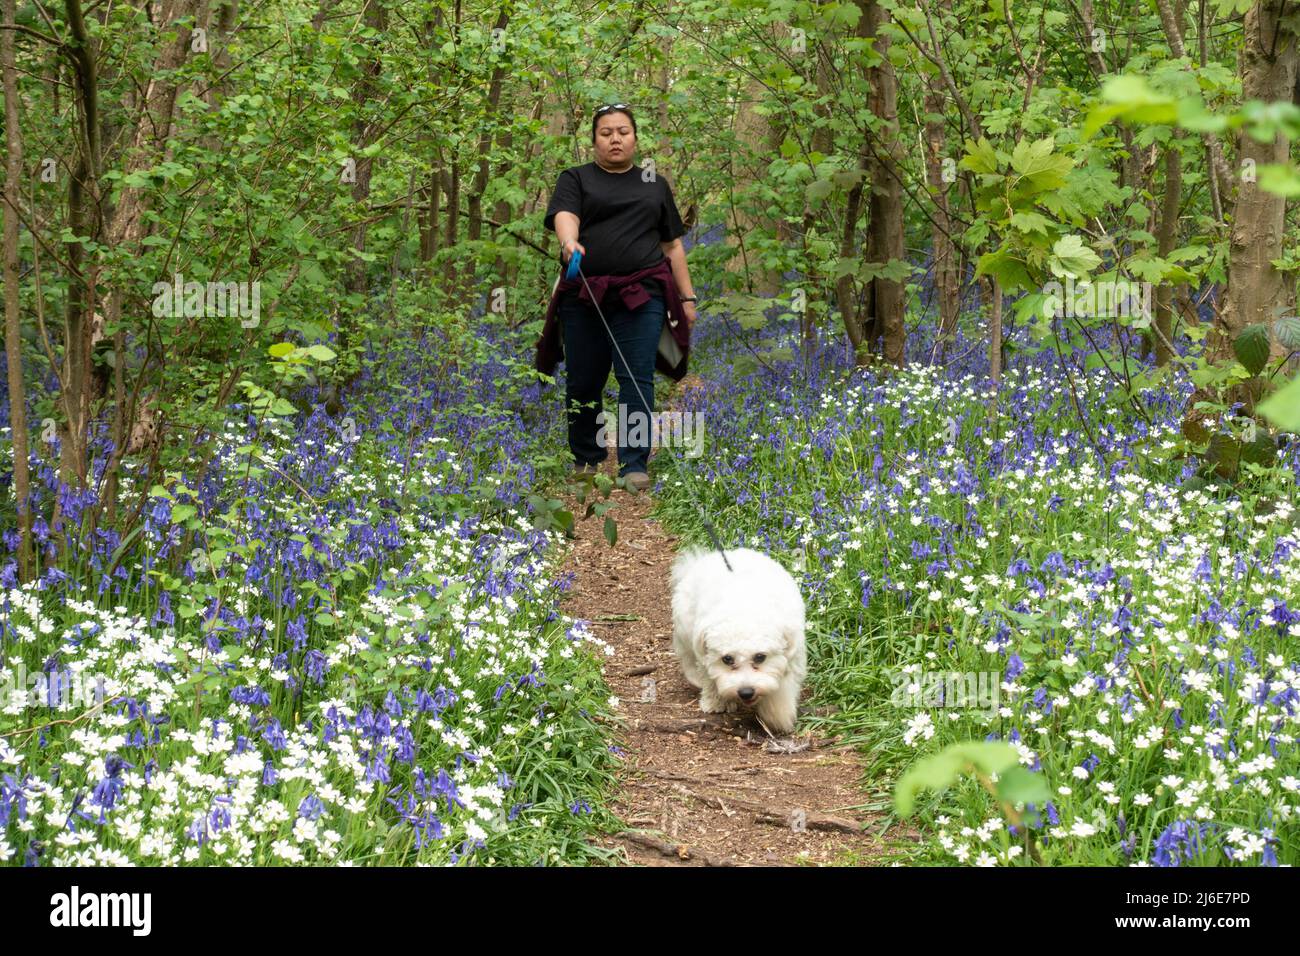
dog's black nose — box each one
[738,687,756,701]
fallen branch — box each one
[654,780,866,836]
[617,831,741,867]
[630,716,734,736]
[751,809,863,835]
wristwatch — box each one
[681,295,698,303]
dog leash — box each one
[564,249,734,572]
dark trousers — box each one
[559,288,664,476]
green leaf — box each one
[830,257,860,280]
[1259,374,1300,432]
[1009,137,1071,191]
[1049,235,1101,279]
[604,515,617,547]
[1125,255,1173,283]
[805,179,834,205]
[830,168,865,190]
[962,219,990,251]
[1016,291,1052,325]
[1084,74,1179,138]
[1241,430,1277,466]
[1168,244,1211,263]
[1274,316,1300,351]
[960,137,1001,175]
[1205,433,1243,478]
[894,741,1022,816]
[995,765,1052,807]
[860,259,913,282]
[1176,97,1229,133]
[1009,211,1052,235]
[269,342,295,359]
[1256,163,1300,198]
[975,246,1033,292]
[1234,323,1270,376]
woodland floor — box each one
[556,376,913,866]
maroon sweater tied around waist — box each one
[534,257,691,382]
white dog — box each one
[670,546,807,734]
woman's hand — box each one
[681,299,697,330]
[561,237,586,265]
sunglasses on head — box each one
[594,103,629,116]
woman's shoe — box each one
[572,463,599,479]
[623,471,651,493]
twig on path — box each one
[649,778,867,836]
[642,768,732,788]
[629,716,734,736]
[750,809,863,835]
[617,831,742,867]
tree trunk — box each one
[467,8,509,244]
[725,76,783,297]
[443,162,460,290]
[93,0,197,531]
[1154,0,1233,215]
[58,0,106,513]
[987,278,1003,384]
[492,128,513,286]
[343,0,386,301]
[797,37,836,353]
[419,171,441,264]
[862,0,906,367]
[1218,0,1298,367]
[1154,147,1182,367]
[924,56,959,354]
[836,143,870,362]
[2,0,34,579]
[656,9,675,186]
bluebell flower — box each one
[298,795,325,821]
[304,649,328,686]
[1005,654,1025,681]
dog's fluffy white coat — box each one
[670,547,807,734]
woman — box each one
[535,103,699,493]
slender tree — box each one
[2,0,34,579]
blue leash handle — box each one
[564,248,582,281]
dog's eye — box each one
[753,654,767,664]
[721,655,734,666]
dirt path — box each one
[557,379,903,867]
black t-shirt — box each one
[544,162,686,298]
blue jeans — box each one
[559,288,664,476]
